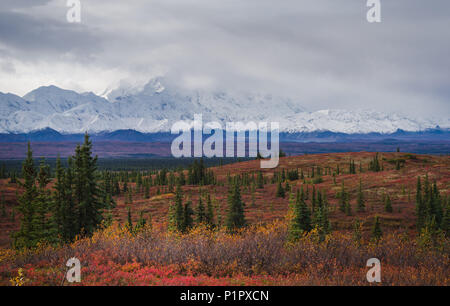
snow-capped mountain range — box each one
[0,78,447,134]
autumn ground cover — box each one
[0,152,449,285]
[0,221,448,286]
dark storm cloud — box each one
[0,10,102,61]
[0,0,448,118]
[0,0,52,10]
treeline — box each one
[101,158,216,201]
[0,157,247,175]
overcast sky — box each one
[0,0,449,118]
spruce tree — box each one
[442,198,449,236]
[196,196,206,224]
[205,193,215,227]
[9,171,17,184]
[136,211,147,230]
[53,156,65,237]
[167,201,176,232]
[127,190,133,204]
[276,181,285,198]
[345,201,352,216]
[309,185,315,210]
[369,153,381,172]
[338,182,349,213]
[431,181,443,226]
[289,188,311,239]
[216,197,222,228]
[257,171,264,189]
[174,184,184,231]
[415,177,426,231]
[13,142,38,249]
[1,194,6,217]
[251,184,256,208]
[34,158,58,244]
[371,216,383,243]
[313,201,330,240]
[144,182,150,199]
[357,179,365,212]
[384,194,393,213]
[62,157,77,241]
[225,182,246,231]
[177,168,186,186]
[0,163,4,179]
[183,200,194,231]
[73,134,103,236]
[353,218,363,247]
[126,206,133,232]
[285,181,290,193]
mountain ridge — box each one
[1,127,449,143]
[0,79,448,134]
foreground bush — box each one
[0,221,448,286]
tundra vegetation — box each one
[0,136,449,285]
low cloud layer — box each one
[0,0,448,118]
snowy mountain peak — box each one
[23,85,73,101]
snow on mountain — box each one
[0,79,447,134]
[283,109,446,134]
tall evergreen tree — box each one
[313,192,330,240]
[13,142,38,249]
[225,182,246,231]
[1,194,6,218]
[171,183,184,232]
[384,194,393,213]
[34,158,58,244]
[183,200,194,231]
[62,157,77,241]
[345,200,352,216]
[257,171,264,189]
[357,179,365,212]
[144,181,150,199]
[136,211,147,231]
[338,182,349,214]
[196,196,206,224]
[431,181,443,226]
[289,188,311,239]
[177,168,186,185]
[126,206,133,232]
[73,134,103,236]
[416,177,426,231]
[442,198,450,236]
[353,218,363,247]
[205,193,215,227]
[276,181,285,198]
[371,216,383,243]
[53,156,65,237]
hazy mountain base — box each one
[1,128,449,143]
